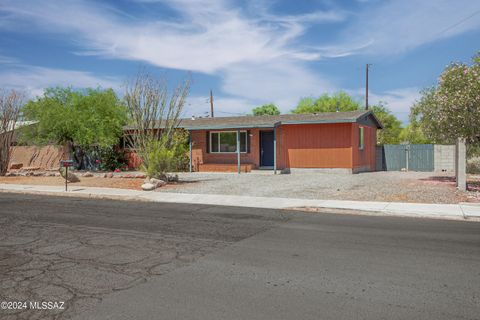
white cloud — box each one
[221,58,334,112]
[349,87,421,123]
[185,95,255,118]
[338,0,480,56]
[0,65,121,97]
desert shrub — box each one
[144,130,189,178]
[467,157,480,174]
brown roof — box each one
[125,110,383,130]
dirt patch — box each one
[0,176,195,191]
[0,176,143,190]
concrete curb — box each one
[1,183,479,221]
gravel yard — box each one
[159,171,478,204]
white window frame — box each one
[359,127,364,150]
[210,131,248,153]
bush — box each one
[467,157,480,174]
[144,130,189,178]
[98,146,128,171]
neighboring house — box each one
[0,120,38,145]
[125,110,382,173]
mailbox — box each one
[60,160,74,167]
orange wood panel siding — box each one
[282,123,353,168]
[351,123,376,171]
[191,129,261,171]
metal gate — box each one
[379,144,434,172]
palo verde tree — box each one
[0,89,24,175]
[410,52,480,145]
[22,87,127,169]
[124,70,191,178]
[252,103,280,116]
[292,91,361,114]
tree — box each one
[370,104,403,145]
[399,124,431,144]
[292,91,361,114]
[0,89,23,175]
[252,103,280,116]
[125,70,191,178]
[410,52,480,144]
[22,87,127,148]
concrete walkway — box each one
[1,183,479,221]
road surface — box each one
[0,193,479,320]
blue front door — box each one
[260,131,274,167]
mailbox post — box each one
[60,160,74,191]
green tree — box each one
[399,124,430,144]
[22,87,127,148]
[410,52,480,144]
[252,103,280,116]
[292,91,361,113]
[370,104,403,145]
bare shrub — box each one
[124,70,190,177]
[0,90,24,175]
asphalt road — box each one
[1,194,479,320]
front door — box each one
[260,131,274,167]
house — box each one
[127,110,382,173]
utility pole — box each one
[365,64,371,110]
[210,89,214,118]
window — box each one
[210,131,247,153]
[359,127,364,150]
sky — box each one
[0,0,479,123]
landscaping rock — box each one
[106,172,113,178]
[134,173,146,179]
[82,172,94,177]
[167,174,179,182]
[33,171,45,176]
[9,163,23,170]
[5,172,15,176]
[150,178,166,188]
[141,183,156,191]
[59,168,80,182]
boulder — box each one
[59,168,80,182]
[150,178,166,188]
[33,171,45,176]
[141,182,156,191]
[82,171,94,177]
[106,172,114,178]
[9,163,23,170]
[134,173,147,179]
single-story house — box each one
[126,110,382,173]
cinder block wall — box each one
[434,145,455,172]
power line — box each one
[434,8,480,38]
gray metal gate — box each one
[378,144,434,172]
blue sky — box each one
[0,0,479,122]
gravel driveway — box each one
[161,171,473,204]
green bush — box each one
[98,146,128,171]
[143,130,189,178]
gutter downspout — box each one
[189,131,192,172]
[274,122,281,175]
[237,129,241,174]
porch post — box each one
[273,125,277,175]
[189,130,192,173]
[237,129,241,174]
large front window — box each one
[210,131,247,153]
